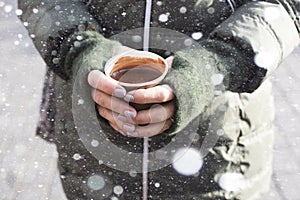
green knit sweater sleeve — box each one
[165,0,300,136]
[64,31,121,79]
[163,39,267,135]
[163,46,217,136]
[70,31,144,152]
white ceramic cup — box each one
[104,50,169,90]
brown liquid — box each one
[111,65,162,83]
[109,56,165,111]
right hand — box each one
[87,70,137,136]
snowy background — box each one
[0,0,300,199]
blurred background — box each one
[0,0,299,199]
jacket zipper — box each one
[142,1,152,199]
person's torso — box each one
[48,1,276,199]
[87,0,236,38]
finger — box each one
[97,105,118,123]
[165,56,174,69]
[93,90,137,118]
[88,70,126,98]
[97,106,135,136]
[134,102,174,124]
[124,84,174,104]
[108,121,127,137]
[127,119,173,137]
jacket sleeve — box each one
[164,0,300,135]
[17,0,115,79]
[211,0,300,78]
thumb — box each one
[166,56,174,69]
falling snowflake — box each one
[51,50,57,56]
[191,32,203,40]
[91,139,99,147]
[113,185,124,195]
[158,14,169,22]
[4,5,12,13]
[52,58,59,64]
[131,35,142,43]
[54,5,61,11]
[32,8,38,13]
[78,24,86,31]
[183,38,193,46]
[74,41,80,47]
[15,9,23,16]
[72,153,81,160]
[210,73,224,85]
[129,169,137,177]
[87,175,106,190]
[218,172,245,192]
[76,35,83,41]
[216,129,224,136]
[179,6,187,14]
[172,147,203,176]
[254,52,275,69]
[207,7,215,14]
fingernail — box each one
[113,88,126,98]
[127,131,139,137]
[124,94,134,102]
[117,115,128,123]
[124,110,135,118]
[123,124,135,132]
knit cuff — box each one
[163,46,220,135]
[63,31,122,80]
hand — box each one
[113,84,175,137]
[87,69,137,134]
[87,46,175,137]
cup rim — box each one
[104,50,169,88]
